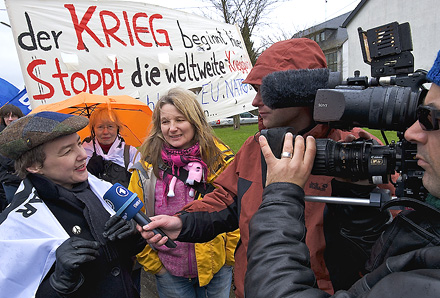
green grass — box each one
[213,124,259,153]
[213,124,400,153]
[366,129,400,144]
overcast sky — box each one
[0,0,360,88]
[139,0,361,46]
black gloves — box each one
[50,237,100,294]
[87,153,105,177]
[366,246,440,286]
[103,215,137,241]
[349,246,440,295]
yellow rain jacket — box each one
[128,141,239,286]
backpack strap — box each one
[132,161,149,179]
[132,161,156,217]
[123,144,130,170]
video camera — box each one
[264,22,429,206]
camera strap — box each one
[382,197,440,216]
[261,151,267,188]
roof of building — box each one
[342,0,368,28]
[294,11,351,38]
[293,11,351,51]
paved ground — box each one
[140,270,159,298]
[140,270,236,298]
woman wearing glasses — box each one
[82,107,140,188]
[82,107,143,293]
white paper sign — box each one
[5,0,256,120]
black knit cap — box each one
[428,50,440,86]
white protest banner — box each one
[5,0,256,120]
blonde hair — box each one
[139,88,226,178]
[88,107,123,137]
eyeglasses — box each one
[95,124,117,132]
[417,105,440,131]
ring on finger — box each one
[281,151,292,159]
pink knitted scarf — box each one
[160,143,208,202]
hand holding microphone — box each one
[103,183,177,248]
[136,214,183,247]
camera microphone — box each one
[103,183,177,248]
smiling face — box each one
[160,103,195,149]
[404,83,440,197]
[27,133,89,189]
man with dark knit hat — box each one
[137,38,393,297]
[0,111,146,297]
[245,49,440,298]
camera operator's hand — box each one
[336,131,378,186]
[343,130,373,143]
[349,246,440,295]
[259,133,316,188]
[50,237,100,294]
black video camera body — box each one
[264,22,429,201]
[313,22,428,200]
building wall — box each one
[343,0,440,81]
[342,41,349,79]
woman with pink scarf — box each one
[128,88,239,298]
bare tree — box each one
[203,0,285,64]
[199,0,286,129]
[259,23,313,49]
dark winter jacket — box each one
[0,154,21,186]
[0,123,20,186]
[0,173,146,298]
[245,182,440,298]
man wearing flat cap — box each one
[137,38,394,297]
[0,111,146,297]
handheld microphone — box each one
[103,183,177,248]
